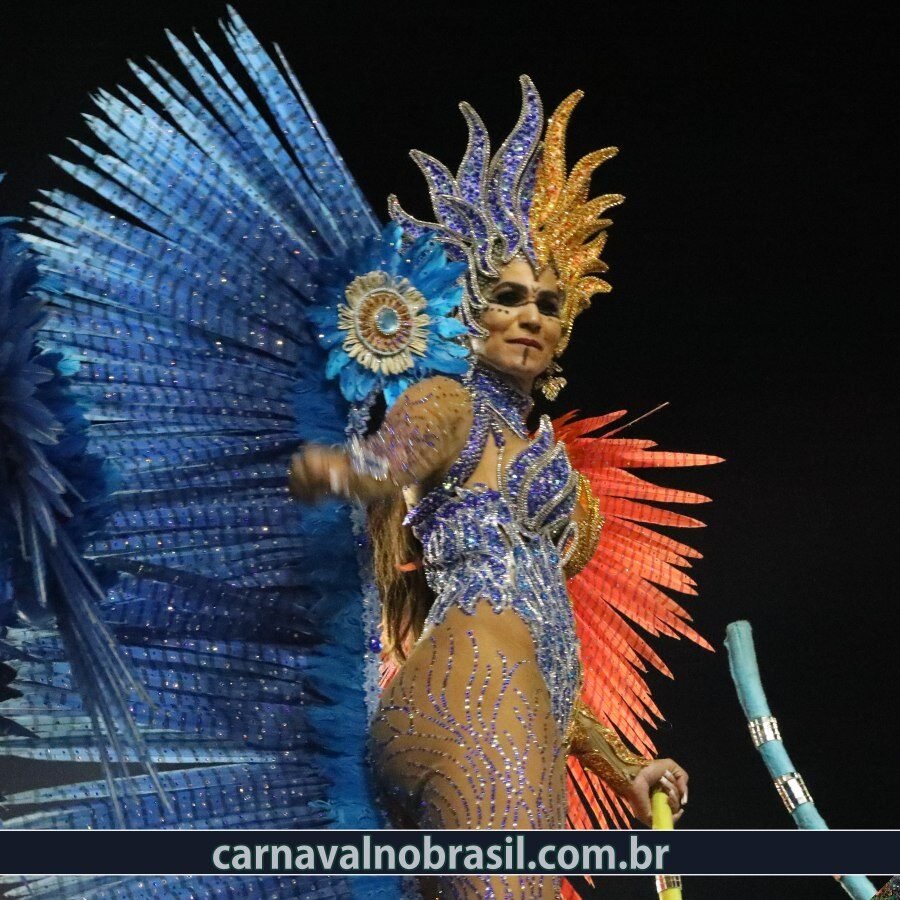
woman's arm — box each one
[568,701,688,825]
[289,376,473,504]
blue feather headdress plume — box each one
[388,76,545,334]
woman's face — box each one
[476,257,562,388]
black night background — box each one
[0,2,895,897]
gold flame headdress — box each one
[389,75,623,355]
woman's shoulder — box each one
[382,376,474,483]
[392,375,473,417]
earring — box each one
[539,360,567,400]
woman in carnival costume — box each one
[290,73,714,897]
[0,10,719,899]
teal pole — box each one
[724,620,877,900]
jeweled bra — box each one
[405,363,582,735]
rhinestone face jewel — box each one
[338,271,430,375]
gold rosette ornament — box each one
[338,271,431,375]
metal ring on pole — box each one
[748,714,781,747]
[773,772,813,812]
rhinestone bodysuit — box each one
[369,364,582,899]
[407,363,582,736]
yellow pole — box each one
[652,789,683,900]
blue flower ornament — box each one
[308,223,471,406]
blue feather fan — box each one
[0,7,459,897]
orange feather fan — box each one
[555,409,722,841]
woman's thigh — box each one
[370,602,568,829]
[371,604,567,898]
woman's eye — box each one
[493,291,519,306]
[538,299,560,316]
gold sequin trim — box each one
[563,473,604,578]
[567,702,649,794]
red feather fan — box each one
[555,409,722,846]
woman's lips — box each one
[507,338,543,350]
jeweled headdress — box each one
[389,75,623,355]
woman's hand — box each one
[288,446,348,502]
[622,758,688,827]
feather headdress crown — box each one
[389,75,623,355]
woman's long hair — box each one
[368,492,433,664]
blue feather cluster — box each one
[0,205,169,832]
[0,209,108,628]
[308,223,469,406]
